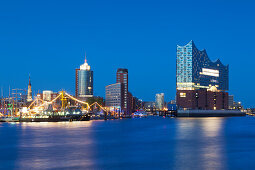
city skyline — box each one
[1,0,255,107]
[0,40,246,107]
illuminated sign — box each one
[200,68,219,77]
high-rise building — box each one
[27,75,32,102]
[116,68,130,114]
[75,56,93,98]
[105,83,124,111]
[176,40,228,91]
[155,93,164,110]
[176,41,229,110]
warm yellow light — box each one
[180,93,186,97]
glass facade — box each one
[177,40,229,91]
[77,59,93,98]
[116,68,128,110]
[155,93,164,110]
[105,83,123,109]
[78,70,93,97]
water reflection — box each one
[17,121,93,129]
[14,121,96,169]
[174,118,226,170]
[200,118,227,169]
[2,117,254,169]
[201,118,224,137]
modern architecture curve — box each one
[176,40,229,91]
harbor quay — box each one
[176,109,246,117]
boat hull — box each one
[19,115,90,122]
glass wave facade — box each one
[176,40,229,91]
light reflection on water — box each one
[173,118,226,170]
[200,118,226,170]
[1,117,255,169]
[15,121,95,169]
[17,121,93,129]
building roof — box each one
[177,40,228,68]
[80,56,91,70]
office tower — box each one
[155,93,164,110]
[27,75,32,102]
[116,68,130,114]
[75,56,93,98]
[176,41,229,110]
[105,83,124,111]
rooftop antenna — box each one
[85,52,87,63]
[29,74,31,86]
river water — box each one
[0,117,255,170]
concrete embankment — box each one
[177,110,246,117]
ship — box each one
[19,108,90,122]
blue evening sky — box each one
[0,0,254,107]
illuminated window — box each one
[200,68,219,77]
[180,93,186,97]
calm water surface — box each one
[1,117,255,170]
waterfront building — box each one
[155,93,164,110]
[116,68,131,114]
[177,40,228,91]
[167,103,177,111]
[37,91,60,111]
[170,100,176,104]
[128,91,133,113]
[176,88,228,110]
[228,95,234,109]
[75,56,93,98]
[43,91,53,101]
[132,97,143,112]
[105,83,124,112]
[27,75,32,102]
[143,101,156,112]
[176,41,229,110]
[37,91,59,102]
[232,101,243,110]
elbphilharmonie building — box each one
[176,41,229,110]
[176,40,228,91]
